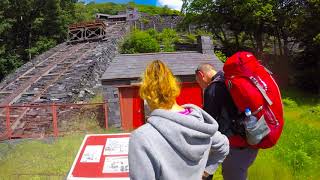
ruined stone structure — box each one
[96,8,139,22]
[134,14,184,31]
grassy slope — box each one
[248,91,320,180]
[0,91,319,179]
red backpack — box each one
[223,51,284,149]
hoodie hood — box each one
[147,104,218,162]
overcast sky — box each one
[83,0,183,10]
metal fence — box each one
[0,102,109,140]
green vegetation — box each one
[244,91,319,179]
[185,33,197,44]
[26,37,57,57]
[0,135,84,179]
[214,50,227,63]
[182,0,320,93]
[158,28,179,52]
[121,30,160,53]
[121,28,180,53]
[0,0,76,81]
[121,28,216,54]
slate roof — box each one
[101,51,223,81]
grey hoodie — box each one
[129,104,229,180]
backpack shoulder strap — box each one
[249,76,273,106]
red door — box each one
[118,86,145,131]
[176,82,203,107]
[118,82,202,131]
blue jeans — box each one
[222,147,258,180]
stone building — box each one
[96,8,139,22]
[101,36,223,127]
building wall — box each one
[103,85,121,127]
[134,15,184,31]
[102,75,196,128]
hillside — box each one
[75,2,180,22]
[0,1,180,82]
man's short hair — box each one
[196,63,215,74]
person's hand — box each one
[202,171,213,180]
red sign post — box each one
[67,133,130,180]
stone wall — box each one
[41,37,123,103]
[103,86,121,127]
[134,14,184,31]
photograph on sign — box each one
[80,145,104,163]
[103,156,129,174]
[104,137,129,155]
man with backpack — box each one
[195,63,258,180]
[196,51,284,180]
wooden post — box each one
[6,106,11,139]
[103,102,109,129]
[52,104,58,137]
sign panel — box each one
[67,133,130,180]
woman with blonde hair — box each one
[128,60,229,180]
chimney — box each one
[197,36,213,54]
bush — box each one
[158,28,178,42]
[195,29,213,37]
[26,37,57,57]
[214,50,227,63]
[162,39,175,52]
[121,30,160,54]
[0,54,23,81]
[158,28,178,52]
[146,29,158,39]
[121,29,180,53]
[186,33,197,44]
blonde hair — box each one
[139,60,180,110]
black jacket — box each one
[203,71,245,137]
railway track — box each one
[0,42,98,139]
[0,23,127,139]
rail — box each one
[0,102,109,141]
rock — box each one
[50,98,60,101]
[84,88,95,95]
[78,90,85,98]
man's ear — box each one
[198,71,205,79]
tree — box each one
[291,0,320,93]
[182,0,277,54]
[0,0,77,81]
[182,0,319,93]
[0,0,22,80]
